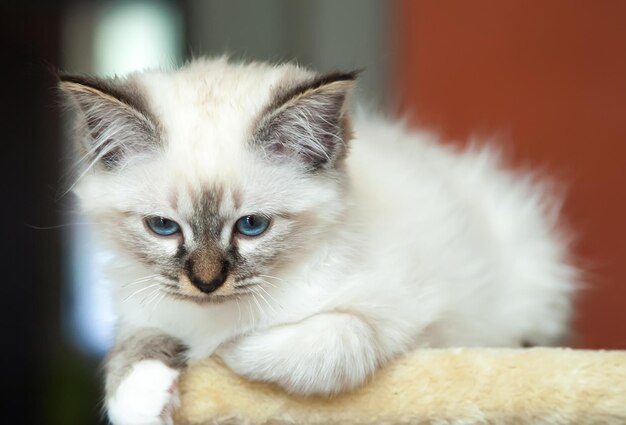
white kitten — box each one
[60,57,577,425]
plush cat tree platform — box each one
[174,348,626,425]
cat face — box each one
[61,59,355,303]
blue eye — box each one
[235,215,270,237]
[145,216,180,236]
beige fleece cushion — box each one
[174,348,626,425]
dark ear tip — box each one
[57,74,88,93]
[306,69,361,92]
[331,68,363,82]
[57,72,72,83]
[349,68,364,79]
[326,69,361,81]
[57,73,92,86]
[324,69,361,83]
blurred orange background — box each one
[395,0,626,348]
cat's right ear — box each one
[59,74,159,170]
[252,71,357,172]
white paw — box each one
[107,360,180,425]
[219,313,379,396]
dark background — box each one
[2,1,624,424]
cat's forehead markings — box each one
[189,185,226,239]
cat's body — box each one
[61,57,576,425]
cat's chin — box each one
[165,290,245,305]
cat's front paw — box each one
[107,360,180,425]
[220,313,380,396]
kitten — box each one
[60,57,577,425]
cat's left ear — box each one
[253,71,357,172]
[59,74,159,171]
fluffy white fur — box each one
[67,57,576,425]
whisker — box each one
[260,280,278,289]
[247,299,256,329]
[152,291,167,313]
[251,287,277,315]
[236,299,242,324]
[123,283,161,302]
[141,287,161,307]
[256,283,283,310]
[123,279,157,289]
[25,222,93,230]
[122,274,160,288]
[258,274,284,282]
[251,293,264,315]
